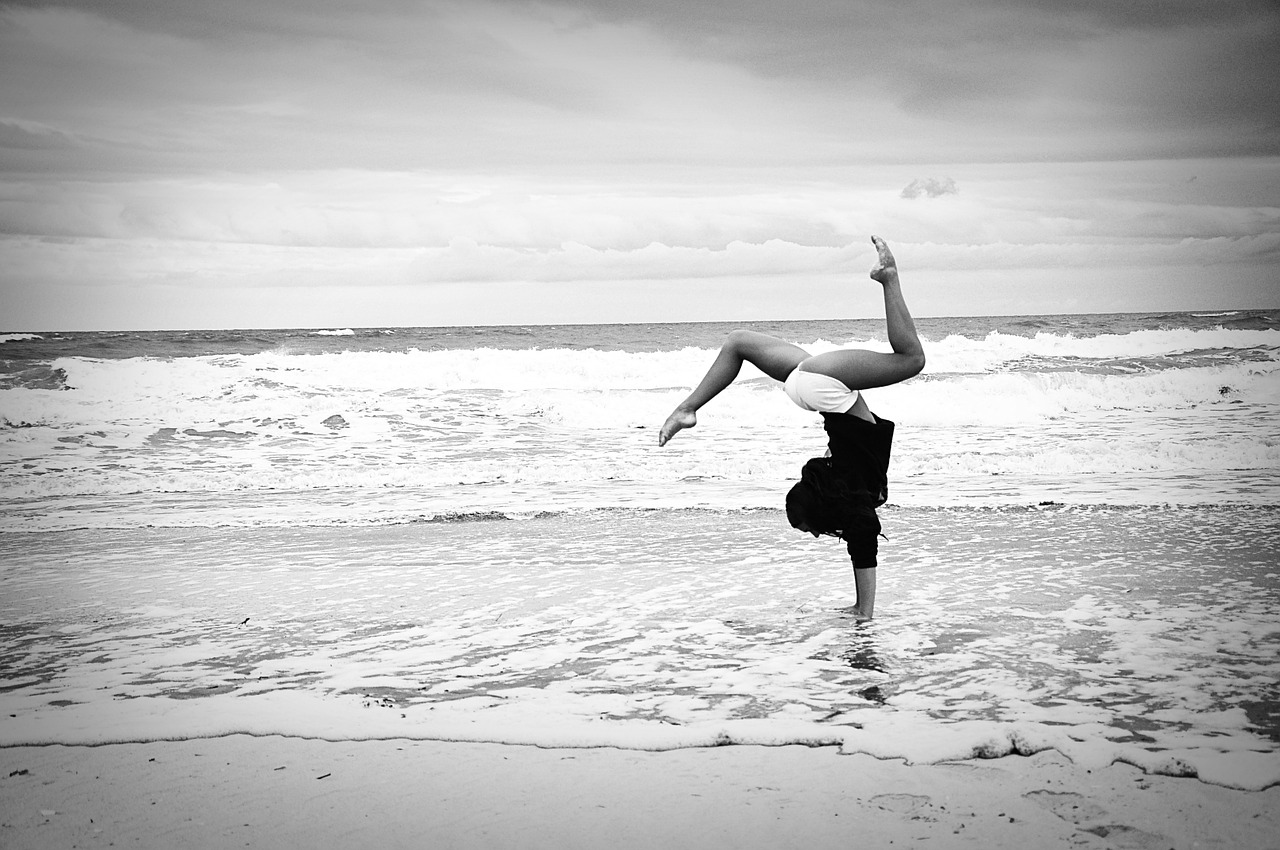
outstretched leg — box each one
[803,235,925,390]
[658,329,809,446]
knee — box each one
[724,328,755,351]
[903,351,926,378]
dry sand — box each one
[3,737,1277,849]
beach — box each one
[5,737,1278,849]
[5,0,1279,841]
[2,314,1278,847]
[2,508,1278,847]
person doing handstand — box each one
[657,236,925,619]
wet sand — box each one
[3,507,1277,847]
[3,735,1278,849]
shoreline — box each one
[3,736,1277,849]
[4,506,1277,796]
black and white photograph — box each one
[2,1,1277,847]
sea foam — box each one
[1,325,1276,529]
[2,508,1276,790]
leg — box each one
[850,568,876,619]
[803,236,926,391]
[658,329,809,446]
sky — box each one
[1,0,1278,330]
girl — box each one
[657,236,925,618]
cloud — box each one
[0,1,849,180]
[5,0,1277,185]
[0,117,82,151]
[901,178,959,200]
[537,0,1280,160]
[1,0,1278,329]
[405,238,862,285]
[3,159,1277,273]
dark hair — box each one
[786,460,882,569]
[786,479,837,535]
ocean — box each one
[2,310,1278,790]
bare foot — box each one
[838,605,873,620]
[869,235,899,285]
[658,408,696,446]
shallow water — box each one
[3,506,1276,789]
[3,313,1278,789]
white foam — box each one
[2,326,1276,529]
[4,508,1276,789]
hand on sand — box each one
[658,408,696,446]
[869,235,899,285]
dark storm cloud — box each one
[531,0,1280,158]
[3,0,1277,183]
[0,119,80,152]
[0,1,619,178]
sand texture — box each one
[4,736,1279,849]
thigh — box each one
[803,348,920,390]
[730,330,810,382]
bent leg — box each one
[658,330,809,446]
[804,236,925,391]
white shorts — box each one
[783,367,860,414]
